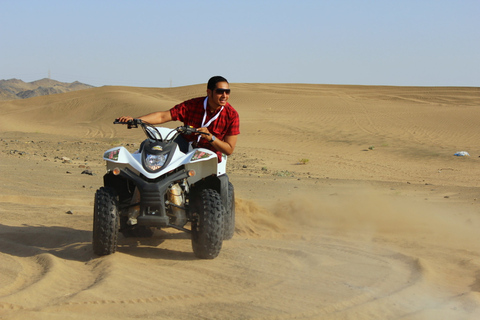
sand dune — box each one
[1,84,480,319]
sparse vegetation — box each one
[275,170,293,177]
[298,158,309,165]
[109,139,122,147]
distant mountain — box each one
[0,78,94,101]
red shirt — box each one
[170,97,240,153]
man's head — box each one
[207,76,230,109]
[207,76,228,91]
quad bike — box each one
[92,119,235,259]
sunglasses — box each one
[215,88,231,95]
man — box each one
[118,76,239,157]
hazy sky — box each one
[1,0,479,87]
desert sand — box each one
[1,83,480,319]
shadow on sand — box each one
[0,223,196,262]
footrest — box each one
[137,215,169,227]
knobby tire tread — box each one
[191,188,224,259]
[223,181,235,240]
[92,187,119,256]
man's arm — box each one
[209,134,238,156]
[118,110,172,125]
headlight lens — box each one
[145,153,168,171]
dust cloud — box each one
[237,186,480,252]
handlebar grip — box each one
[113,118,142,129]
[113,118,142,124]
[179,126,209,135]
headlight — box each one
[145,153,168,171]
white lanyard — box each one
[197,97,223,143]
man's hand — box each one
[195,127,212,140]
[117,116,134,123]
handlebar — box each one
[113,119,209,141]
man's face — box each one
[208,81,230,107]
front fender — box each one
[184,149,218,184]
[103,146,225,181]
[104,147,143,175]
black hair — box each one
[207,76,229,91]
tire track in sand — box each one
[2,236,427,319]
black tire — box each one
[223,181,235,240]
[92,187,120,256]
[191,189,224,259]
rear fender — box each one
[190,174,230,209]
